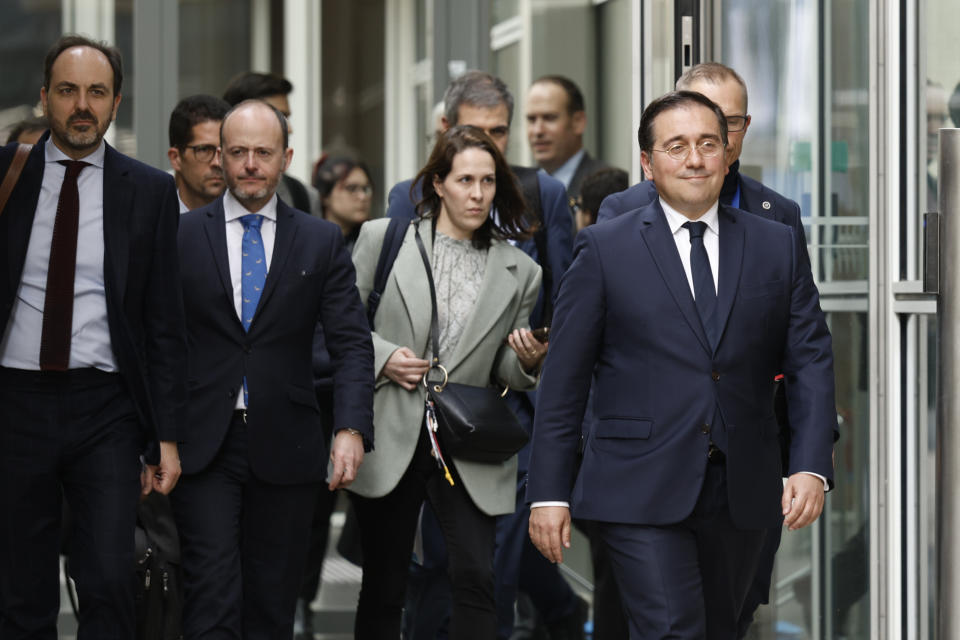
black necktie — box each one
[39,160,89,371]
[682,221,718,348]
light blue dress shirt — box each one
[0,139,116,371]
[541,148,585,190]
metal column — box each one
[937,127,960,639]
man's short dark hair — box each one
[221,99,289,151]
[5,116,48,145]
[580,168,629,224]
[169,95,231,148]
[44,34,123,96]
[443,71,515,126]
[637,90,728,154]
[222,72,293,106]
[534,75,585,114]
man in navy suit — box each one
[172,100,374,639]
[596,62,819,637]
[528,90,837,639]
[0,35,185,638]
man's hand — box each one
[529,505,571,564]
[382,347,430,391]
[782,472,825,530]
[329,429,365,490]
[142,440,181,497]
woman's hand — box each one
[382,347,431,391]
[507,328,548,373]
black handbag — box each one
[414,226,529,464]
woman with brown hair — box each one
[312,154,374,251]
[347,125,547,639]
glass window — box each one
[596,0,633,173]
[490,41,523,166]
[0,4,62,139]
[721,2,871,637]
[321,0,387,217]
[178,0,252,99]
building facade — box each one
[2,1,958,638]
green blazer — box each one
[349,217,542,515]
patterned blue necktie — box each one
[240,213,266,404]
[682,221,718,348]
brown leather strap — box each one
[0,143,33,217]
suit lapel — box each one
[252,199,295,323]
[102,144,132,303]
[5,140,45,293]
[637,202,711,354]
[715,205,744,348]
[446,241,517,374]
[200,199,236,319]
[737,174,775,220]
[393,217,433,356]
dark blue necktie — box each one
[239,214,266,404]
[683,221,718,348]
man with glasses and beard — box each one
[0,35,186,638]
[168,94,230,212]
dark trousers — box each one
[350,429,497,640]
[0,367,142,640]
[599,461,766,640]
[171,414,320,640]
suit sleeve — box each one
[143,175,188,444]
[596,188,626,224]
[780,226,837,486]
[527,231,606,503]
[318,229,376,448]
[538,174,574,306]
[493,263,542,390]
[385,180,418,222]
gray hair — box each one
[443,70,515,126]
[676,62,749,112]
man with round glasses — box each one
[168,94,230,212]
[528,89,836,639]
[595,61,821,637]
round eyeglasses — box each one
[653,139,725,162]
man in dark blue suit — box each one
[0,36,185,638]
[596,62,814,637]
[172,100,374,639]
[387,71,583,639]
[528,91,837,639]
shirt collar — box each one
[223,188,278,223]
[660,197,720,237]
[545,148,585,189]
[45,137,106,169]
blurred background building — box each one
[3,1,957,638]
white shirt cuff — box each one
[790,471,829,491]
[531,501,569,509]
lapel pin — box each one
[762,201,771,210]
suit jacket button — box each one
[701,423,711,434]
[243,344,251,354]
[228,388,237,398]
[711,371,720,381]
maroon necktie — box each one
[39,160,89,371]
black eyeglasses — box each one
[184,144,218,163]
[343,183,373,197]
[725,115,748,132]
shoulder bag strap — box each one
[412,225,442,376]
[0,143,33,217]
[366,217,410,329]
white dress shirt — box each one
[542,148,585,191]
[0,139,116,371]
[223,189,277,408]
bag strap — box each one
[413,225,442,376]
[0,143,33,217]
[366,217,410,329]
